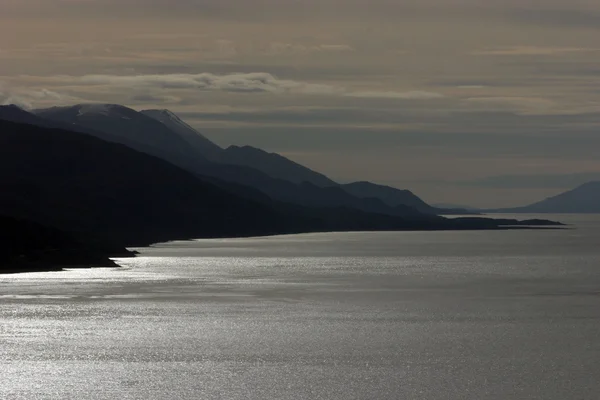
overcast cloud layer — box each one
[1,0,600,206]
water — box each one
[1,214,599,399]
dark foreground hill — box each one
[0,215,133,274]
[0,119,292,246]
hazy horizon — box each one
[2,0,600,207]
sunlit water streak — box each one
[1,214,599,399]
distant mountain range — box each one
[339,181,474,214]
[0,104,563,272]
[22,103,464,216]
[488,181,600,214]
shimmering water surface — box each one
[2,214,599,399]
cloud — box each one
[318,44,355,52]
[0,93,32,109]
[74,72,342,95]
[266,43,355,55]
[346,90,444,100]
[11,72,443,101]
[130,93,182,104]
[463,96,557,115]
[0,83,80,109]
[472,46,599,56]
[504,6,600,29]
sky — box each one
[1,0,600,207]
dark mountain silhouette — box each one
[25,104,540,218]
[340,181,433,211]
[0,119,560,256]
[0,119,564,272]
[0,119,295,246]
[34,104,209,171]
[140,109,223,160]
[0,104,62,128]
[218,145,337,187]
[142,109,337,186]
[143,108,340,188]
[196,164,427,217]
[490,181,600,214]
[31,104,428,216]
[340,181,476,215]
[0,104,127,137]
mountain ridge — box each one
[219,145,337,187]
[0,117,564,272]
[29,103,436,216]
[140,108,224,160]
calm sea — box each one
[1,214,599,399]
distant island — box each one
[0,104,564,273]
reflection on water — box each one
[1,214,599,399]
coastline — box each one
[2,217,565,275]
[0,258,125,275]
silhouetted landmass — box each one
[31,104,438,215]
[0,215,133,274]
[0,104,53,126]
[140,109,223,160]
[198,165,427,218]
[450,217,564,227]
[488,181,600,214]
[142,109,337,186]
[35,104,211,170]
[340,181,478,215]
[341,181,433,211]
[0,119,291,246]
[219,145,336,187]
[0,118,562,272]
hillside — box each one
[340,181,433,212]
[142,109,337,186]
[219,145,337,187]
[0,119,291,246]
[34,104,209,172]
[0,119,439,248]
[0,119,564,272]
[140,109,223,160]
[0,119,560,243]
[31,104,427,217]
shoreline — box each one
[0,259,122,275]
[2,219,566,275]
[147,224,567,245]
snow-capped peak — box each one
[142,109,192,129]
[140,108,223,157]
